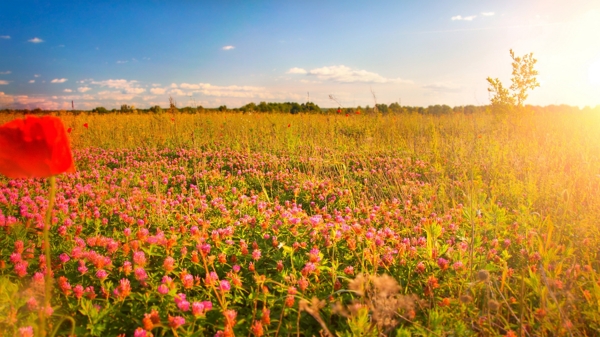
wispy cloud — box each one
[481,12,495,16]
[34,74,40,78]
[222,45,235,50]
[78,87,91,93]
[28,37,44,43]
[116,60,128,64]
[64,89,73,93]
[29,80,35,83]
[422,82,462,93]
[288,65,411,84]
[0,71,10,75]
[0,35,10,39]
[51,78,68,83]
[451,15,476,21]
[0,80,9,85]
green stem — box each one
[41,176,56,337]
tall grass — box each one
[1,110,599,335]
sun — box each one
[589,59,600,86]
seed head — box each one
[477,269,490,282]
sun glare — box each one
[589,59,600,86]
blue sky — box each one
[1,0,599,110]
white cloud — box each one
[173,82,302,100]
[451,15,476,21]
[89,79,145,94]
[34,74,40,78]
[287,67,307,74]
[169,88,187,96]
[289,65,411,84]
[116,60,128,64]
[51,78,68,83]
[28,37,44,43]
[150,87,167,95]
[126,87,146,94]
[78,87,91,93]
[422,82,462,93]
[29,80,35,83]
[222,45,235,50]
[0,35,10,39]
[63,89,72,93]
[0,80,8,85]
[481,12,495,16]
[0,71,10,75]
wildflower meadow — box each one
[1,109,600,336]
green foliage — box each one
[487,49,540,113]
[149,105,163,114]
[92,106,109,114]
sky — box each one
[1,0,599,110]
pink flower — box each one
[437,258,449,270]
[199,243,211,256]
[252,249,261,261]
[78,260,88,274]
[297,278,309,291]
[14,261,28,277]
[133,327,148,337]
[73,284,84,299]
[26,297,38,310]
[157,284,169,295]
[175,293,190,311]
[133,251,146,266]
[219,280,231,292]
[134,267,148,282]
[182,274,194,288]
[168,315,185,329]
[192,301,213,317]
[18,326,34,337]
[96,269,108,280]
[59,253,70,263]
[123,261,132,275]
[163,256,175,272]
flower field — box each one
[1,111,600,336]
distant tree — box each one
[487,49,539,113]
[427,104,452,115]
[120,104,133,113]
[388,102,402,113]
[290,102,301,114]
[218,105,227,112]
[149,105,163,114]
[197,105,204,113]
[93,106,108,114]
[376,103,389,113]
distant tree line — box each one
[0,103,597,116]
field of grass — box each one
[1,110,600,336]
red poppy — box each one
[0,115,76,178]
[83,123,88,129]
[336,108,341,114]
[67,127,72,133]
[287,124,291,127]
